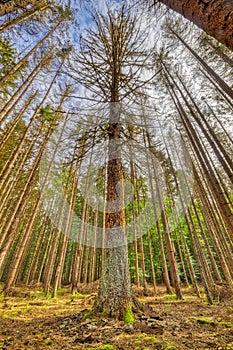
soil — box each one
[0,285,233,350]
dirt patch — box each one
[0,286,233,349]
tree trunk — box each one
[163,65,233,236]
[0,21,60,87]
[160,0,233,50]
[0,0,40,16]
[0,46,53,125]
[0,1,48,33]
[95,105,134,319]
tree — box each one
[0,36,22,100]
[68,5,154,319]
[0,0,40,16]
[0,1,49,33]
[0,20,62,87]
[152,0,233,51]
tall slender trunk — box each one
[169,29,233,99]
[0,46,53,125]
[0,0,40,16]
[145,128,182,299]
[163,66,233,236]
[176,73,233,183]
[0,21,61,86]
[0,59,62,189]
[0,91,37,151]
[0,1,48,33]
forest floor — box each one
[0,284,233,350]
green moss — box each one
[44,338,53,345]
[198,318,215,324]
[164,294,177,301]
[138,298,146,304]
[101,309,108,318]
[3,311,19,318]
[99,345,115,350]
[144,336,159,343]
[191,317,216,325]
[136,335,159,343]
[134,339,141,345]
[71,291,85,298]
[20,305,32,314]
[124,303,135,324]
[30,291,47,298]
[133,335,177,349]
[81,309,93,321]
[219,321,233,328]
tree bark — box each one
[95,105,134,318]
[160,0,233,51]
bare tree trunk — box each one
[0,91,37,151]
[160,0,233,50]
[0,0,40,16]
[0,21,61,86]
[163,65,233,236]
[95,104,133,318]
[176,74,233,183]
[145,128,182,299]
[169,29,233,100]
[185,213,214,304]
[26,215,50,285]
[129,154,140,287]
[0,46,53,125]
[0,1,48,32]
